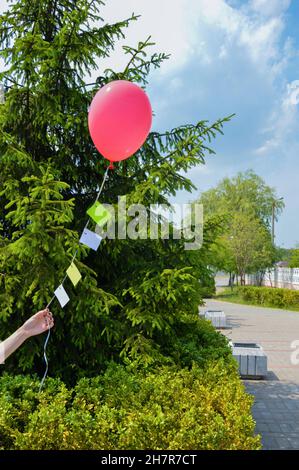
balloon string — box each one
[39,167,110,391]
[38,327,51,393]
[83,166,110,231]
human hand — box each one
[21,309,54,338]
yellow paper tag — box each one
[66,262,82,287]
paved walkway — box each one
[200,299,299,450]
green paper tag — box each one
[87,201,111,226]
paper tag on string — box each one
[54,285,70,308]
[87,202,111,226]
[79,228,102,251]
[66,262,82,287]
[0,342,4,364]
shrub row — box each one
[237,286,299,309]
[0,361,261,450]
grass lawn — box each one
[215,287,299,312]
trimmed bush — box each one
[0,362,261,450]
[237,286,299,309]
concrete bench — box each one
[231,342,268,379]
[204,310,227,329]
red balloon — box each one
[88,80,152,162]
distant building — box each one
[275,261,289,268]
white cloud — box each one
[255,79,299,155]
[249,0,291,17]
[240,16,284,65]
[188,0,290,77]
[1,0,292,85]
[96,0,285,94]
[97,0,195,76]
[90,0,292,83]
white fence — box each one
[246,268,299,291]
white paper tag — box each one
[79,228,102,251]
[54,284,70,308]
[0,341,4,364]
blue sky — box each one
[100,0,299,248]
[1,0,299,247]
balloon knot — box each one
[108,162,115,170]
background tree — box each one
[199,170,284,229]
[289,248,299,268]
[0,0,231,381]
[274,246,293,265]
[226,213,275,285]
[208,232,236,285]
[197,171,282,285]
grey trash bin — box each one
[204,310,227,328]
[231,342,268,379]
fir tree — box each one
[0,0,231,381]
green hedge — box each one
[237,286,299,309]
[0,362,261,450]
